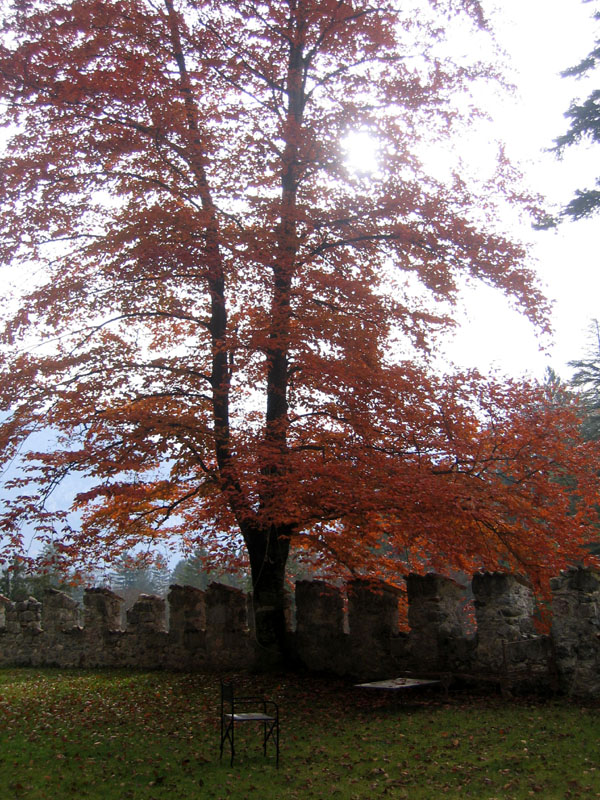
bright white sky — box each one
[1,0,593,383]
[443,0,599,380]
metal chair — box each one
[219,681,279,767]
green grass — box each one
[0,668,599,799]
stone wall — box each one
[472,572,536,669]
[1,569,600,698]
[551,568,600,697]
[406,573,472,672]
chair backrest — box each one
[221,681,234,708]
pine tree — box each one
[570,319,600,439]
[109,553,170,607]
[171,547,250,591]
[554,1,600,219]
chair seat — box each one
[227,712,275,722]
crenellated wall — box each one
[2,569,600,697]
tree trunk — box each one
[243,524,292,666]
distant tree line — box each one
[0,543,322,608]
[0,547,242,606]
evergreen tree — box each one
[570,319,600,440]
[108,553,170,607]
[0,545,87,601]
[554,1,600,219]
[0,558,30,600]
[171,551,209,591]
[171,547,250,592]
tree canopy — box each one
[0,0,598,656]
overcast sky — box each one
[0,1,594,382]
[444,0,599,380]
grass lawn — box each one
[0,668,599,799]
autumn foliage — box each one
[0,0,598,653]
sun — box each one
[342,130,379,175]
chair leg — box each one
[262,718,279,767]
[220,718,235,766]
[221,715,279,767]
[229,720,234,767]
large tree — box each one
[0,0,598,658]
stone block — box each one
[551,567,600,697]
[42,588,80,632]
[204,583,252,669]
[83,588,123,632]
[126,594,167,633]
[406,573,471,671]
[168,584,206,638]
[14,597,42,633]
[347,579,401,679]
[472,572,535,668]
[295,580,348,673]
[205,582,248,633]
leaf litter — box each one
[1,668,600,799]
